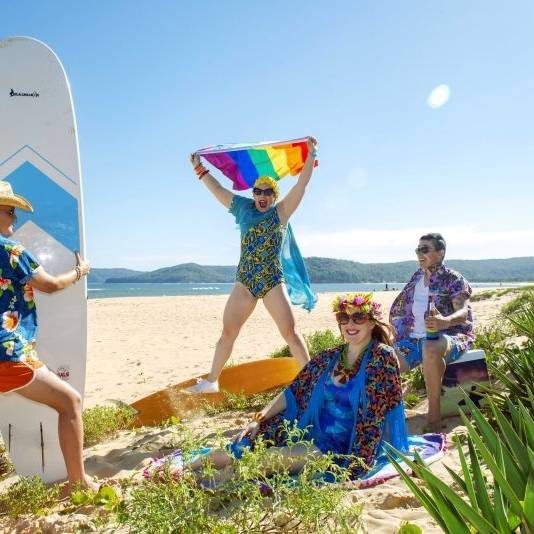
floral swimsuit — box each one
[230,195,284,299]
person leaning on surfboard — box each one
[0,180,97,492]
[186,137,317,393]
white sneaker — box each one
[185,377,219,394]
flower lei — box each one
[331,292,383,320]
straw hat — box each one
[0,181,33,212]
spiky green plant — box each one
[480,304,534,414]
[386,301,534,533]
[386,393,534,533]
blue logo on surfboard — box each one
[4,160,79,251]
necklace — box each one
[334,343,370,384]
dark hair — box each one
[371,319,395,345]
[420,232,446,252]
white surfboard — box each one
[0,37,86,482]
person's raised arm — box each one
[277,137,317,225]
[190,153,233,209]
[29,254,90,293]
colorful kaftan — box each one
[249,341,409,478]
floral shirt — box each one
[0,237,40,363]
[389,264,474,352]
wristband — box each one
[251,411,264,422]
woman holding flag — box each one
[186,137,317,393]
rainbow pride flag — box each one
[196,137,316,191]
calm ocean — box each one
[87,281,518,299]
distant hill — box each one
[88,268,144,284]
[90,256,534,284]
[93,263,236,283]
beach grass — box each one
[0,476,59,519]
[470,284,534,302]
[83,403,137,447]
[118,426,363,533]
[202,388,283,416]
[269,329,343,359]
[0,441,13,480]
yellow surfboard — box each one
[130,357,300,427]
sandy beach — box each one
[86,288,506,408]
[1,288,514,532]
[79,289,511,532]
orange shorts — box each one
[0,360,45,394]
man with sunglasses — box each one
[389,233,474,432]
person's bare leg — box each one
[263,285,309,368]
[422,338,449,430]
[189,448,233,471]
[188,444,321,487]
[16,367,97,491]
[262,444,322,475]
[205,283,257,382]
[189,448,235,487]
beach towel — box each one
[141,433,446,490]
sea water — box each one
[86,281,524,299]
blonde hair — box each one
[253,176,279,200]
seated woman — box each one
[149,292,415,484]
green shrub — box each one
[471,285,534,302]
[203,388,282,416]
[387,393,534,534]
[0,476,60,519]
[270,329,343,359]
[269,343,292,359]
[0,441,13,480]
[402,366,425,393]
[481,303,534,413]
[398,522,423,534]
[403,392,421,409]
[501,290,534,316]
[83,404,136,446]
[388,301,534,533]
[118,427,362,533]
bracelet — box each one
[198,169,209,180]
[251,411,264,423]
[74,266,82,282]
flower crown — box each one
[253,176,279,199]
[331,292,383,320]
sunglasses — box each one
[415,245,435,255]
[253,187,275,197]
[0,208,15,217]
[336,312,370,325]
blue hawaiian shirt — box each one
[0,237,40,362]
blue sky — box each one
[4,1,534,270]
